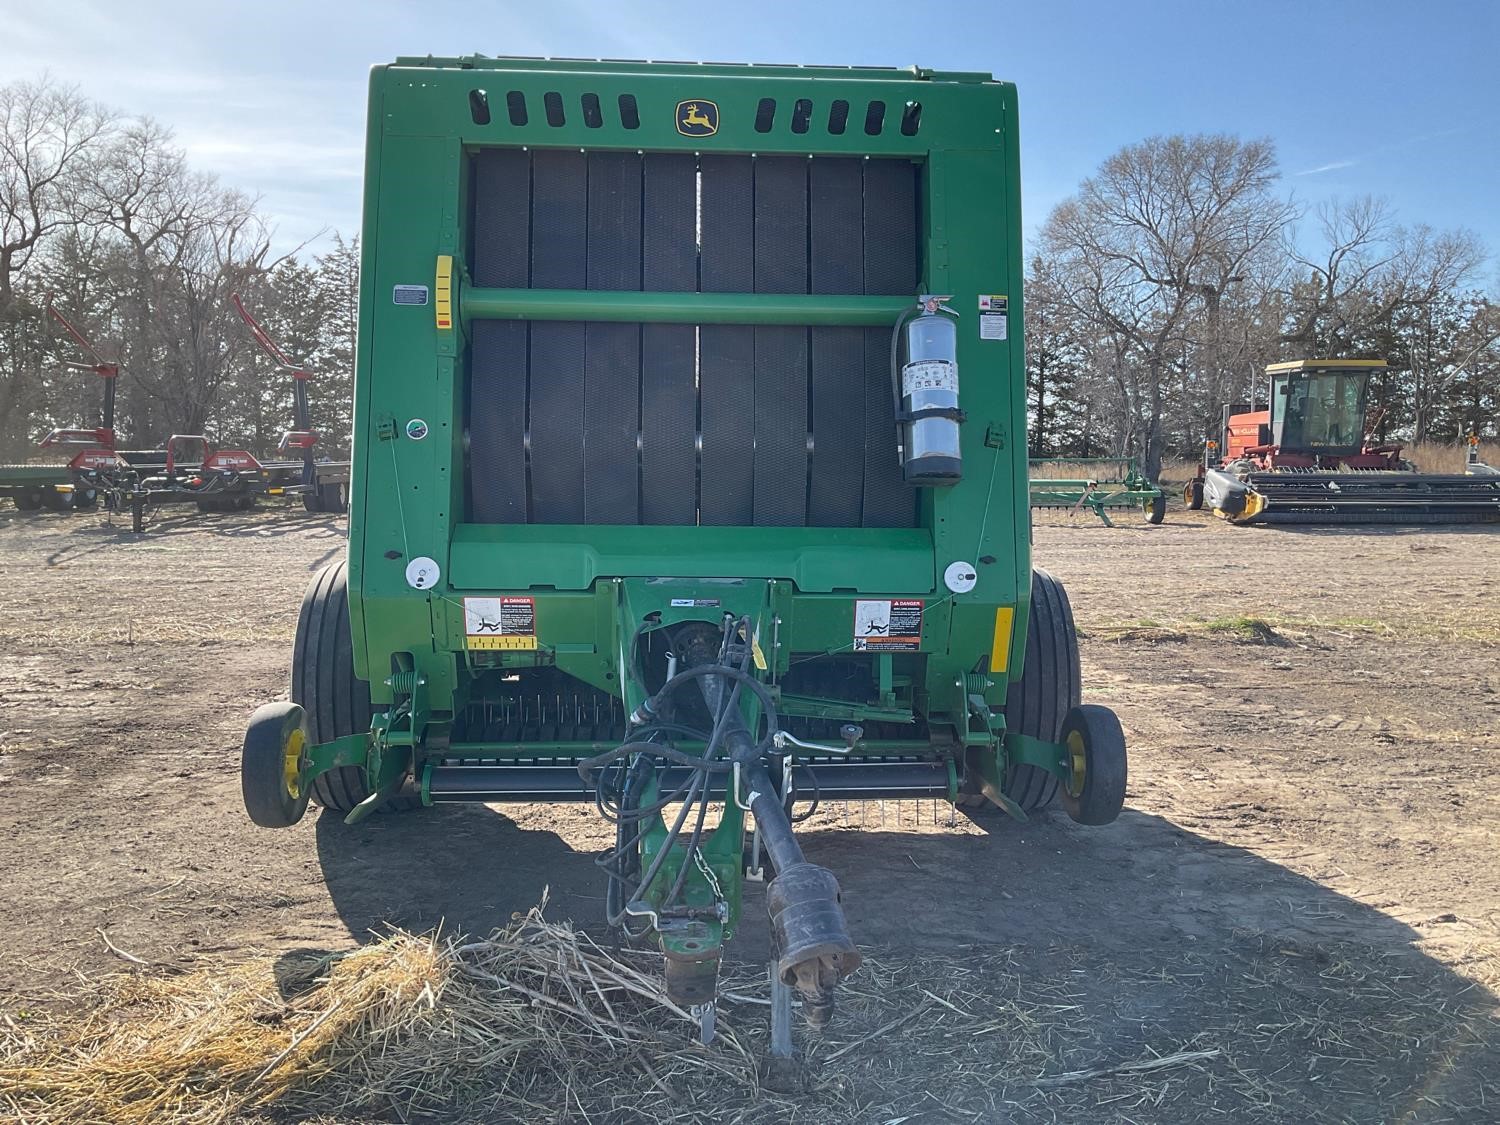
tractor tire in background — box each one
[1145,493,1167,524]
[318,480,348,514]
[292,561,417,815]
[960,569,1080,814]
[1184,479,1204,510]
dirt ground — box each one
[2,501,1498,1122]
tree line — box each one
[4,78,1496,480]
[1029,135,1498,477]
[0,76,356,462]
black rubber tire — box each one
[41,489,68,511]
[997,569,1081,812]
[1145,493,1167,524]
[1058,704,1128,826]
[966,567,1086,816]
[71,488,98,511]
[13,490,43,512]
[242,701,312,828]
[302,486,324,513]
[1184,479,1204,510]
[292,561,416,815]
[318,481,348,514]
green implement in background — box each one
[1029,457,1167,526]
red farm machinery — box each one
[1186,358,1500,525]
[2,300,351,531]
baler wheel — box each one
[1184,479,1204,510]
[242,701,312,828]
[962,569,1079,814]
[1058,704,1127,826]
[1145,493,1167,524]
[293,561,417,815]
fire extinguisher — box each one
[891,295,963,484]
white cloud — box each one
[1295,160,1356,177]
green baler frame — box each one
[253,56,1119,1034]
[347,58,1031,734]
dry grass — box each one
[1408,440,1500,474]
[0,900,747,1124]
[0,608,292,647]
[1087,609,1500,647]
[3,904,1497,1124]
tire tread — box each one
[293,561,379,813]
[1000,568,1080,812]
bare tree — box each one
[1042,134,1297,477]
[0,77,111,310]
[1281,196,1397,354]
[1385,224,1491,441]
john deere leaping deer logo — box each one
[676,99,718,137]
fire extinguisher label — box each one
[902,360,957,396]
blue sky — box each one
[2,0,1495,275]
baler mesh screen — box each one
[467,149,919,528]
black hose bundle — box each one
[580,615,784,930]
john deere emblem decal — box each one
[677,100,718,137]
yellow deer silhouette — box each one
[681,103,714,131]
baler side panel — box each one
[353,127,464,705]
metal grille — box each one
[467,149,919,528]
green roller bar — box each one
[459,284,913,326]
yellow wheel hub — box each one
[1065,729,1087,798]
[282,727,305,800]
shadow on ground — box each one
[310,800,1500,1121]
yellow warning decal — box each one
[435,254,453,331]
[467,635,538,651]
[989,607,1015,673]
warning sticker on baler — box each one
[853,599,923,651]
[464,596,538,650]
[978,294,1009,341]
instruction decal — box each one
[393,284,429,306]
[978,294,1008,341]
[902,359,958,396]
[853,599,923,652]
[464,596,538,651]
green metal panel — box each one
[348,54,1030,727]
[0,466,71,485]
